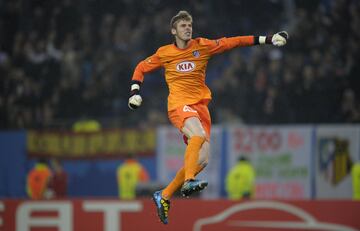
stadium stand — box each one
[0,0,359,129]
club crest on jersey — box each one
[192,50,200,57]
[176,61,196,72]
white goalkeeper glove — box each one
[271,31,288,47]
[256,31,289,47]
[128,81,143,110]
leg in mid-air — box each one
[152,131,209,224]
[158,139,209,199]
[153,104,211,224]
[179,117,209,197]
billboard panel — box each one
[1,199,359,231]
[227,126,313,199]
[315,125,360,199]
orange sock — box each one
[184,136,205,180]
[162,165,205,199]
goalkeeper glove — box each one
[128,81,142,110]
[271,31,288,46]
[256,31,289,47]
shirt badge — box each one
[192,50,200,58]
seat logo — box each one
[176,61,195,72]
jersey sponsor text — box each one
[176,61,196,72]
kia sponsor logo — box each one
[176,61,195,72]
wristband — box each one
[254,35,273,45]
[265,35,273,44]
[130,80,142,95]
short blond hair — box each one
[170,10,192,29]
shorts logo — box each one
[183,105,197,113]
[176,61,196,72]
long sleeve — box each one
[199,36,255,56]
[131,53,163,82]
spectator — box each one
[116,154,149,200]
[226,156,256,200]
[26,158,52,200]
[72,117,101,132]
[352,162,360,200]
[339,88,360,122]
[48,158,68,198]
[1,0,359,129]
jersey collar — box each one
[172,39,194,51]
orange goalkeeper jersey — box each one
[131,36,255,111]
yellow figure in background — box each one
[352,162,360,200]
[117,157,149,199]
[72,118,101,133]
[226,156,256,199]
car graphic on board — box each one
[193,201,357,231]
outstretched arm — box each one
[128,53,163,110]
[204,31,289,55]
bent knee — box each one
[188,130,206,140]
[182,117,207,138]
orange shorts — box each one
[168,101,211,140]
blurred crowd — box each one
[0,0,359,129]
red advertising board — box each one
[0,199,359,231]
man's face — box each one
[172,19,192,41]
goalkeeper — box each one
[128,10,288,224]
